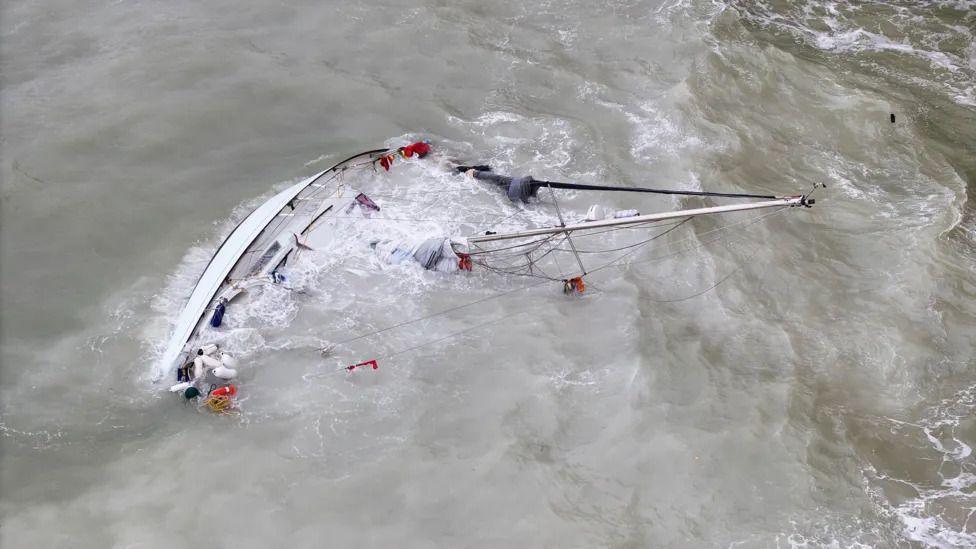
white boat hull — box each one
[155,149,388,382]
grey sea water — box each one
[2,0,975,547]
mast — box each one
[530,180,779,200]
[455,165,786,201]
[466,196,812,244]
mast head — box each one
[797,182,825,208]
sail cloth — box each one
[469,171,538,202]
[375,238,460,273]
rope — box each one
[634,242,764,303]
[555,219,692,255]
[473,234,572,282]
[310,208,785,371]
[303,205,794,381]
[591,207,789,275]
[585,207,786,276]
[466,235,559,257]
[563,217,692,277]
[464,219,690,276]
[465,206,760,283]
[561,218,689,240]
[204,395,236,414]
[545,184,587,276]
[330,278,551,349]
[380,309,526,361]
[464,218,690,263]
[487,206,528,232]
[304,309,528,380]
[250,207,787,365]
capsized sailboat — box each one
[159,139,820,411]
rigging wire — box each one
[208,153,813,384]
[555,218,692,255]
[472,217,693,282]
[466,218,695,261]
[588,206,789,275]
[326,207,782,354]
[303,309,529,380]
[546,184,587,276]
[329,278,552,349]
[380,309,527,362]
[304,205,792,378]
[465,234,559,257]
[635,242,764,303]
[311,231,763,375]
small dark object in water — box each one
[455,164,491,173]
[890,113,896,123]
[210,301,226,327]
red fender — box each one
[210,385,237,397]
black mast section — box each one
[455,165,777,200]
[531,180,777,200]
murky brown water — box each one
[2,1,974,546]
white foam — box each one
[866,384,976,547]
[735,0,976,107]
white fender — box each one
[212,366,238,380]
[169,381,192,393]
[220,353,238,368]
[193,356,205,379]
[585,204,607,221]
[200,343,219,356]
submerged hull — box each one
[156,149,388,382]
